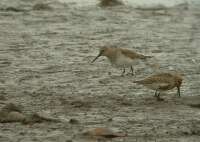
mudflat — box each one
[0,0,200,141]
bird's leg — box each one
[156,92,160,100]
[130,66,134,76]
[154,90,158,97]
[157,92,160,97]
[156,92,164,101]
[177,87,181,97]
[121,67,125,76]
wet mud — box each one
[0,0,200,141]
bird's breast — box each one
[112,55,136,67]
[145,82,175,91]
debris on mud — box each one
[98,0,123,7]
[0,7,27,12]
[70,100,91,108]
[135,2,188,11]
[23,112,61,124]
[63,98,92,109]
[82,127,127,139]
[135,4,168,11]
[1,103,22,113]
[32,3,53,11]
[135,2,189,16]
[0,103,60,124]
[0,103,26,123]
[69,118,79,124]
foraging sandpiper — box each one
[134,72,183,100]
[92,47,153,76]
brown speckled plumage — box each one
[134,73,183,100]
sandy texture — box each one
[0,0,200,141]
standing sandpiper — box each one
[91,47,153,76]
[134,72,183,101]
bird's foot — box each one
[121,73,125,76]
[126,72,135,76]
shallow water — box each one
[0,0,200,142]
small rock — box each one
[0,103,26,123]
[69,118,79,124]
[182,130,191,135]
[0,111,26,123]
[107,118,113,122]
[1,103,22,113]
[82,127,127,139]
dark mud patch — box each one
[98,0,124,7]
[0,7,27,12]
[32,3,53,11]
[189,104,200,108]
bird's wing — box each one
[120,49,144,59]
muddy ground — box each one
[0,0,200,142]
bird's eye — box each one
[100,49,105,53]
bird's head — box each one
[91,47,109,63]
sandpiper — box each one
[91,47,153,76]
[134,72,183,100]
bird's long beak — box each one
[177,86,181,97]
[91,53,101,63]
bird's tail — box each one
[145,55,153,58]
[141,55,153,60]
[133,80,142,84]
